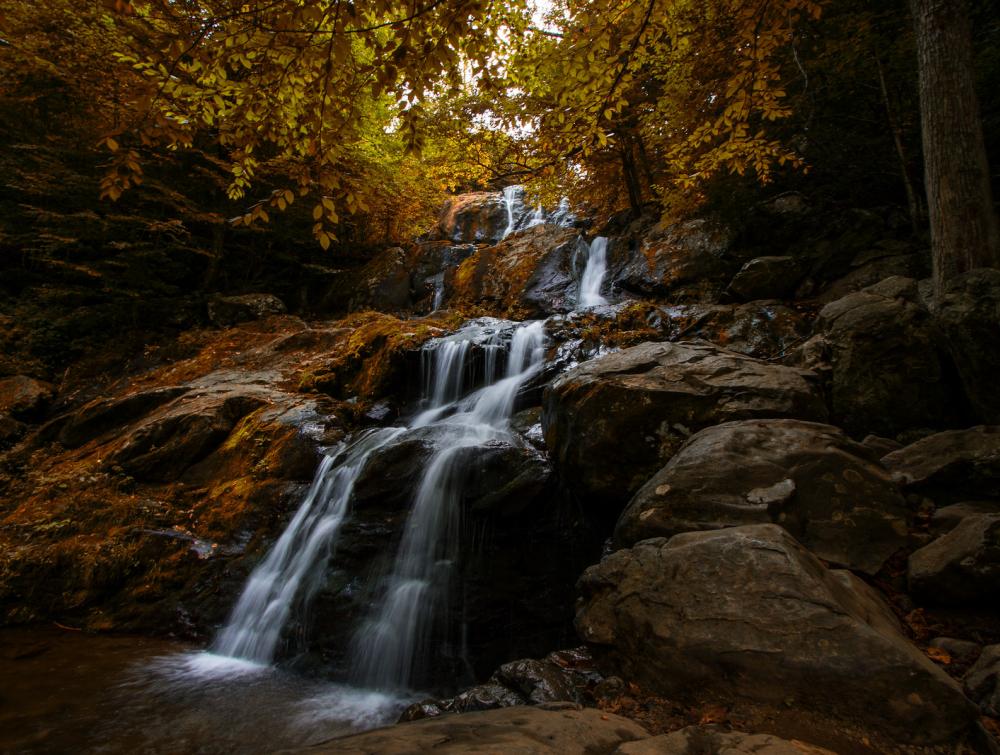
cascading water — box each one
[351,321,547,691]
[578,236,609,307]
[212,427,405,664]
[500,185,575,239]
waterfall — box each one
[351,321,546,691]
[212,427,405,664]
[578,236,609,307]
[210,317,547,690]
[500,185,574,239]
[501,185,521,239]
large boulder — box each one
[725,256,802,302]
[451,225,584,317]
[908,514,1000,606]
[615,419,909,574]
[306,704,649,755]
[576,524,976,743]
[437,192,508,244]
[352,426,551,516]
[882,426,1000,503]
[614,727,835,755]
[815,277,954,436]
[935,269,1000,423]
[322,247,414,314]
[614,218,734,301]
[543,341,828,509]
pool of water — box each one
[0,627,410,754]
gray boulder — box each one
[543,341,827,510]
[816,276,953,436]
[576,524,975,743]
[615,419,909,574]
[882,425,1000,503]
[908,514,1000,606]
[726,256,802,301]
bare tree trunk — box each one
[911,0,1000,298]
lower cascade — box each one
[578,236,609,307]
[210,319,547,692]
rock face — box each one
[614,727,835,755]
[935,268,1000,423]
[543,341,828,509]
[352,425,552,515]
[815,277,953,436]
[207,293,286,326]
[576,524,976,743]
[908,514,1000,606]
[615,218,734,301]
[451,225,584,317]
[965,644,1000,716]
[882,425,1000,502]
[726,256,802,302]
[437,192,508,243]
[306,705,648,755]
[615,420,909,574]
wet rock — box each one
[615,218,734,301]
[613,727,835,755]
[882,426,1000,502]
[494,658,580,704]
[816,276,954,436]
[451,225,583,317]
[643,301,810,359]
[576,524,975,743]
[908,514,1000,606]
[0,375,54,420]
[930,637,982,668]
[55,386,191,447]
[965,645,1000,716]
[935,269,1000,423]
[352,427,550,515]
[437,192,508,243]
[543,341,827,510]
[307,705,648,754]
[435,683,529,715]
[931,502,1000,535]
[106,389,270,482]
[615,419,909,574]
[207,293,286,326]
[726,256,802,302]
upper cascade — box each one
[437,187,575,245]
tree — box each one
[910,0,1000,296]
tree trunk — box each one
[911,0,1000,298]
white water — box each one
[212,427,405,663]
[578,236,609,307]
[501,185,574,239]
[351,321,546,691]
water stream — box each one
[351,322,546,691]
[578,236,609,307]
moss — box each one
[303,310,460,400]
